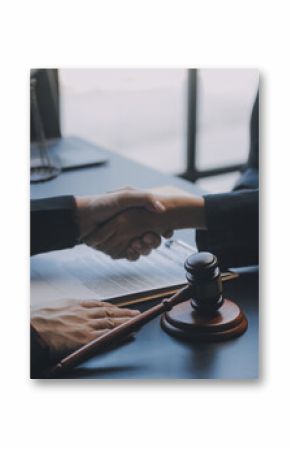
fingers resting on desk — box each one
[31,298,140,359]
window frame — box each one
[180,69,245,182]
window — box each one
[59,68,258,192]
[59,69,187,174]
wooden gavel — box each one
[46,252,247,378]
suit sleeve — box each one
[196,189,258,269]
[30,324,51,378]
[31,196,79,255]
[196,90,259,269]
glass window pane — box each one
[196,69,259,171]
[59,69,187,174]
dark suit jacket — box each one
[31,195,78,256]
[196,92,259,268]
[30,196,79,377]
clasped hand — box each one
[76,187,205,261]
[76,188,173,260]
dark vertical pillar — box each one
[30,69,61,142]
[184,68,198,180]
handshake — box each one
[31,187,207,367]
[76,187,206,260]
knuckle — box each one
[105,308,113,318]
[106,317,115,329]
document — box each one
[31,239,195,307]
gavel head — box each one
[162,251,248,341]
[184,252,223,314]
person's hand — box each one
[86,194,205,260]
[31,298,140,360]
[126,230,174,261]
[75,187,165,241]
[85,207,172,260]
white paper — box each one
[31,239,195,307]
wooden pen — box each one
[46,287,190,378]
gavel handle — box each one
[46,286,191,378]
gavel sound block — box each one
[161,252,248,341]
[47,252,247,377]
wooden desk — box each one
[31,143,259,379]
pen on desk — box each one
[45,269,239,377]
[46,287,191,378]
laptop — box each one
[30,135,109,172]
[30,70,109,173]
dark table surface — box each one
[31,138,259,379]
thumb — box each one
[118,191,165,213]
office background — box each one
[59,68,258,192]
[30,67,259,381]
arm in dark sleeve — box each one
[196,189,258,269]
[31,196,79,255]
[233,91,259,191]
[30,325,50,378]
[196,90,259,268]
[247,90,259,171]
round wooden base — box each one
[161,298,248,342]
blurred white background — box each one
[59,68,258,192]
